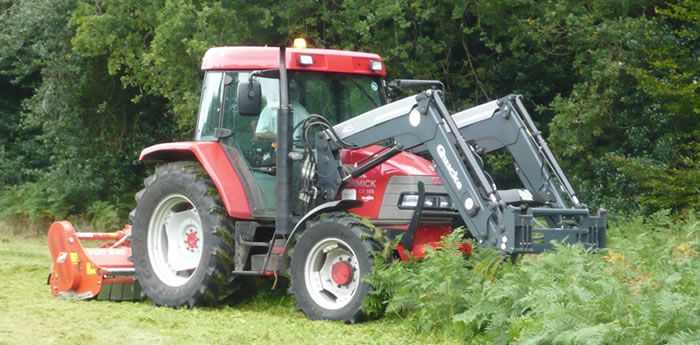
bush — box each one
[365,210,699,344]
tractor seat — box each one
[497,189,547,207]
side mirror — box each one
[237,80,262,116]
[214,127,233,139]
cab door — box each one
[195,71,276,219]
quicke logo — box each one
[437,145,462,190]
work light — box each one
[298,55,314,66]
[369,60,383,72]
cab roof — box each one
[201,46,386,76]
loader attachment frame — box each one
[313,91,606,253]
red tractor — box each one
[48,42,606,322]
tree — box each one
[1,0,696,224]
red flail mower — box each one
[48,221,140,300]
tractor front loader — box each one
[303,90,607,255]
[47,42,606,322]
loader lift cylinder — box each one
[512,96,580,206]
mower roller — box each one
[47,221,141,301]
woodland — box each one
[0,0,697,226]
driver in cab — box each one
[254,80,309,141]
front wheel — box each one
[290,214,378,322]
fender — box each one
[282,200,363,258]
[140,141,252,219]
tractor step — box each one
[250,253,281,272]
[232,221,286,274]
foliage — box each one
[1,0,698,224]
[546,0,699,213]
[365,228,511,339]
[0,0,176,223]
[87,200,123,231]
[365,210,699,343]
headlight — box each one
[438,196,452,209]
[398,193,454,210]
[423,195,437,208]
[399,194,419,208]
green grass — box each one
[1,211,697,345]
[0,236,446,345]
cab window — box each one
[195,71,225,140]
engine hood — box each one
[340,145,437,177]
[338,145,444,221]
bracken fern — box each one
[366,210,699,344]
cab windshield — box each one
[285,71,385,124]
[196,70,385,141]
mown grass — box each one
[1,211,697,345]
[0,235,447,345]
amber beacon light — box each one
[293,38,307,49]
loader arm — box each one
[412,95,581,229]
[452,96,580,210]
[314,90,606,254]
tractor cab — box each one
[193,46,387,218]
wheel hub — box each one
[303,237,360,310]
[186,231,198,249]
[331,260,354,286]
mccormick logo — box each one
[437,145,462,190]
[347,179,377,188]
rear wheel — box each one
[145,194,203,286]
[290,214,378,322]
[130,162,237,307]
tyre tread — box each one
[290,213,378,323]
[130,162,238,308]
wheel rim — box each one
[147,194,203,287]
[304,237,360,310]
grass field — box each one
[1,211,697,345]
[0,236,448,345]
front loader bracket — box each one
[503,207,607,253]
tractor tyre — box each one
[130,162,237,307]
[290,214,379,322]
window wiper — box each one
[251,166,276,175]
[343,77,378,107]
